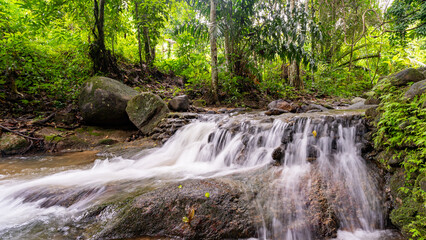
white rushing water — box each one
[0,113,400,239]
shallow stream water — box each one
[0,111,405,240]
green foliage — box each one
[254,1,320,68]
[373,79,426,239]
[386,0,426,43]
[0,0,90,108]
[308,63,372,97]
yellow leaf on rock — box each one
[188,208,195,221]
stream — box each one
[0,111,404,240]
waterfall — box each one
[0,113,399,240]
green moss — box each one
[44,135,63,142]
[97,139,117,145]
[75,126,104,136]
[390,198,422,229]
[0,133,29,152]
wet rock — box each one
[272,146,284,164]
[257,136,264,147]
[228,108,246,113]
[347,101,378,110]
[92,179,257,240]
[79,76,138,127]
[20,187,102,208]
[307,145,318,159]
[365,97,380,105]
[281,128,293,144]
[241,134,250,146]
[168,95,190,112]
[126,93,170,135]
[0,133,29,154]
[268,99,295,112]
[404,79,426,100]
[306,104,329,112]
[208,132,215,143]
[351,97,366,104]
[168,112,198,119]
[331,137,338,151]
[265,108,289,116]
[390,68,425,87]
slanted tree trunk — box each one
[89,0,120,77]
[5,68,23,97]
[210,0,219,104]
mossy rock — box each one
[79,76,138,127]
[126,93,169,135]
[415,173,426,193]
[193,99,206,107]
[365,97,380,105]
[390,197,426,238]
[365,106,380,120]
[404,79,426,100]
[0,133,29,154]
[389,68,425,87]
[91,179,258,240]
[389,168,409,202]
[97,138,118,145]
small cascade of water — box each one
[0,113,397,240]
[262,116,385,240]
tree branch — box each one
[0,124,43,141]
[337,53,381,68]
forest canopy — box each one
[1,0,426,110]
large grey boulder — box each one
[168,95,190,112]
[404,80,426,100]
[418,66,426,77]
[90,179,258,240]
[389,68,425,86]
[126,93,169,135]
[79,76,138,127]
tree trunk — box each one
[143,27,152,68]
[89,0,120,77]
[210,0,219,104]
[224,29,231,73]
[288,0,303,89]
[310,0,315,84]
[135,2,143,70]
